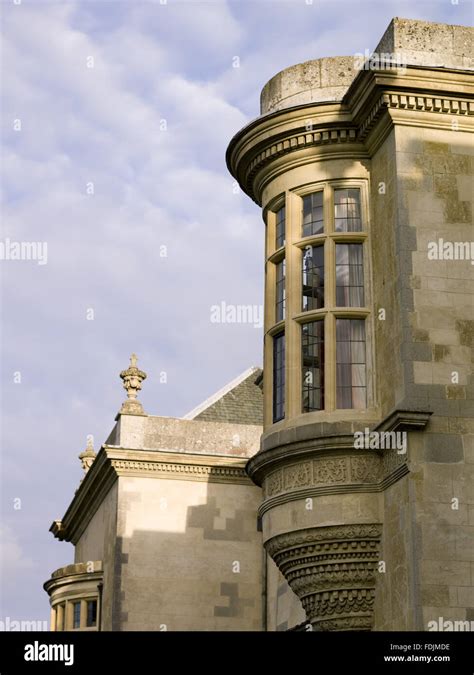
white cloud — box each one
[0,0,468,623]
[0,525,34,573]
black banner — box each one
[0,631,472,674]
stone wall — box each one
[394,123,473,629]
[114,475,263,630]
[266,556,306,631]
[108,414,261,458]
[370,129,405,414]
[74,482,118,631]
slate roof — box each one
[183,366,263,426]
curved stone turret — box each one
[227,18,474,631]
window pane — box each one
[275,259,285,322]
[349,266,364,285]
[336,265,349,284]
[273,332,285,422]
[302,191,324,237]
[86,600,97,628]
[349,287,364,306]
[302,321,324,412]
[73,602,81,629]
[334,188,362,232]
[351,341,366,363]
[351,364,367,386]
[336,341,351,363]
[336,319,366,409]
[336,319,351,341]
[302,245,324,310]
[351,318,366,341]
[338,387,352,408]
[275,206,285,248]
[336,243,364,307]
[352,388,367,409]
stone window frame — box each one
[265,195,287,425]
[262,181,374,425]
[290,179,374,414]
[51,593,100,631]
[72,600,81,629]
[264,181,374,423]
[272,330,285,423]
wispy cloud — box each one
[0,0,469,620]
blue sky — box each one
[1,0,471,623]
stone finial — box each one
[119,353,147,415]
[78,436,96,475]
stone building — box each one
[45,17,474,631]
[44,362,266,631]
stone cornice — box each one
[49,447,117,544]
[227,64,474,204]
[51,446,253,545]
[250,127,366,204]
[248,407,431,482]
[246,407,432,513]
[346,65,474,119]
[44,563,103,595]
[374,409,432,432]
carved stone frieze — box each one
[283,462,312,490]
[266,470,283,496]
[247,127,360,180]
[313,457,347,484]
[350,455,381,483]
[382,446,407,477]
[245,92,474,185]
[263,453,385,500]
[111,459,249,483]
[359,93,474,140]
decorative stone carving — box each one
[111,459,249,484]
[266,470,283,497]
[359,93,473,140]
[244,128,361,200]
[350,455,381,483]
[265,524,382,631]
[119,353,147,415]
[78,437,96,475]
[284,462,311,489]
[382,446,407,477]
[313,457,347,484]
[262,454,385,501]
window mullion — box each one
[326,312,336,412]
[80,599,87,629]
[326,186,336,412]
[287,191,300,420]
[264,209,274,427]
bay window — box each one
[268,181,370,423]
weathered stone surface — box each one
[260,56,355,114]
[424,434,464,463]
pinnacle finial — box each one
[79,436,96,474]
[119,353,147,415]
